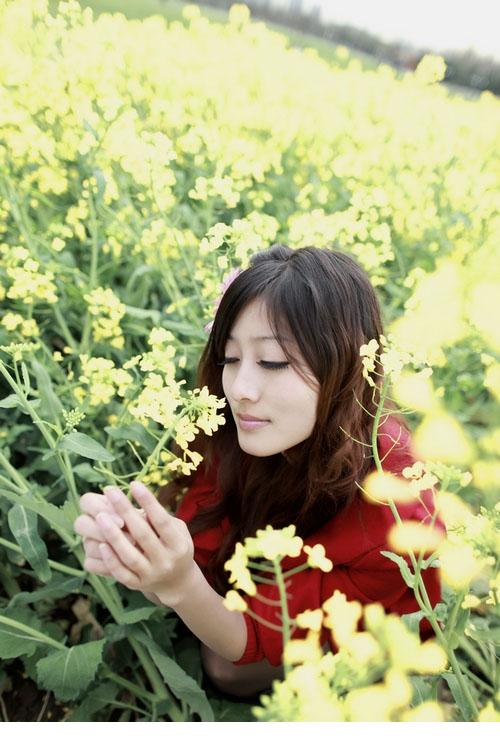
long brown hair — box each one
[159,245,388,595]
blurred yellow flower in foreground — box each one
[223,590,248,612]
[362,470,418,505]
[439,540,486,590]
[388,520,444,554]
[413,411,474,464]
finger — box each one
[95,512,150,575]
[83,556,114,577]
[74,513,124,542]
[103,486,165,562]
[128,481,182,549]
[98,542,142,588]
[84,532,136,558]
[80,493,125,526]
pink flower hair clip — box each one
[204,267,242,334]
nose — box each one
[226,361,262,403]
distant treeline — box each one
[190,0,500,96]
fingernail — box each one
[104,487,122,503]
[96,513,112,529]
[111,514,124,527]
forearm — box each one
[156,563,247,663]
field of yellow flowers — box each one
[0,0,498,722]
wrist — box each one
[154,562,205,609]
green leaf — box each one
[133,631,214,721]
[0,487,74,534]
[65,681,121,721]
[31,359,64,424]
[441,672,476,721]
[380,550,415,588]
[104,423,156,453]
[0,607,46,659]
[120,606,158,624]
[58,431,116,462]
[401,610,426,636]
[72,462,106,482]
[37,640,105,701]
[408,675,435,706]
[124,304,161,323]
[466,625,500,646]
[9,575,85,607]
[210,697,258,721]
[0,394,41,414]
[8,504,52,583]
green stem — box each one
[273,557,292,678]
[79,187,101,355]
[53,305,79,351]
[458,635,494,682]
[132,406,190,487]
[371,378,478,721]
[0,359,78,510]
[0,614,67,651]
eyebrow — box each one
[227,335,292,342]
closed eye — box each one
[217,358,289,370]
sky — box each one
[298,0,500,60]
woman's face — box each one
[221,298,320,457]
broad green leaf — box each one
[37,640,105,701]
[441,672,477,721]
[133,631,214,721]
[73,462,106,482]
[120,605,158,624]
[58,431,116,462]
[9,575,85,607]
[0,607,46,659]
[124,304,161,323]
[210,697,258,722]
[0,487,74,534]
[31,359,64,424]
[8,505,52,583]
[466,625,500,646]
[380,550,415,588]
[65,681,121,721]
[401,610,426,636]
[408,675,435,707]
[0,394,41,414]
[104,423,156,453]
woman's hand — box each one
[75,481,196,608]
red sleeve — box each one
[232,541,441,667]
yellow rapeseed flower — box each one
[438,540,486,590]
[224,542,256,596]
[223,590,248,612]
[244,525,303,561]
[401,701,445,721]
[413,411,474,465]
[388,520,444,554]
[295,608,324,632]
[322,591,362,646]
[363,470,417,505]
[303,543,333,572]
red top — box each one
[174,415,445,667]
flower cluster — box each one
[83,287,126,349]
[255,595,448,722]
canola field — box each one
[0,0,499,722]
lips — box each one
[237,413,269,422]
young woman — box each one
[75,245,444,698]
